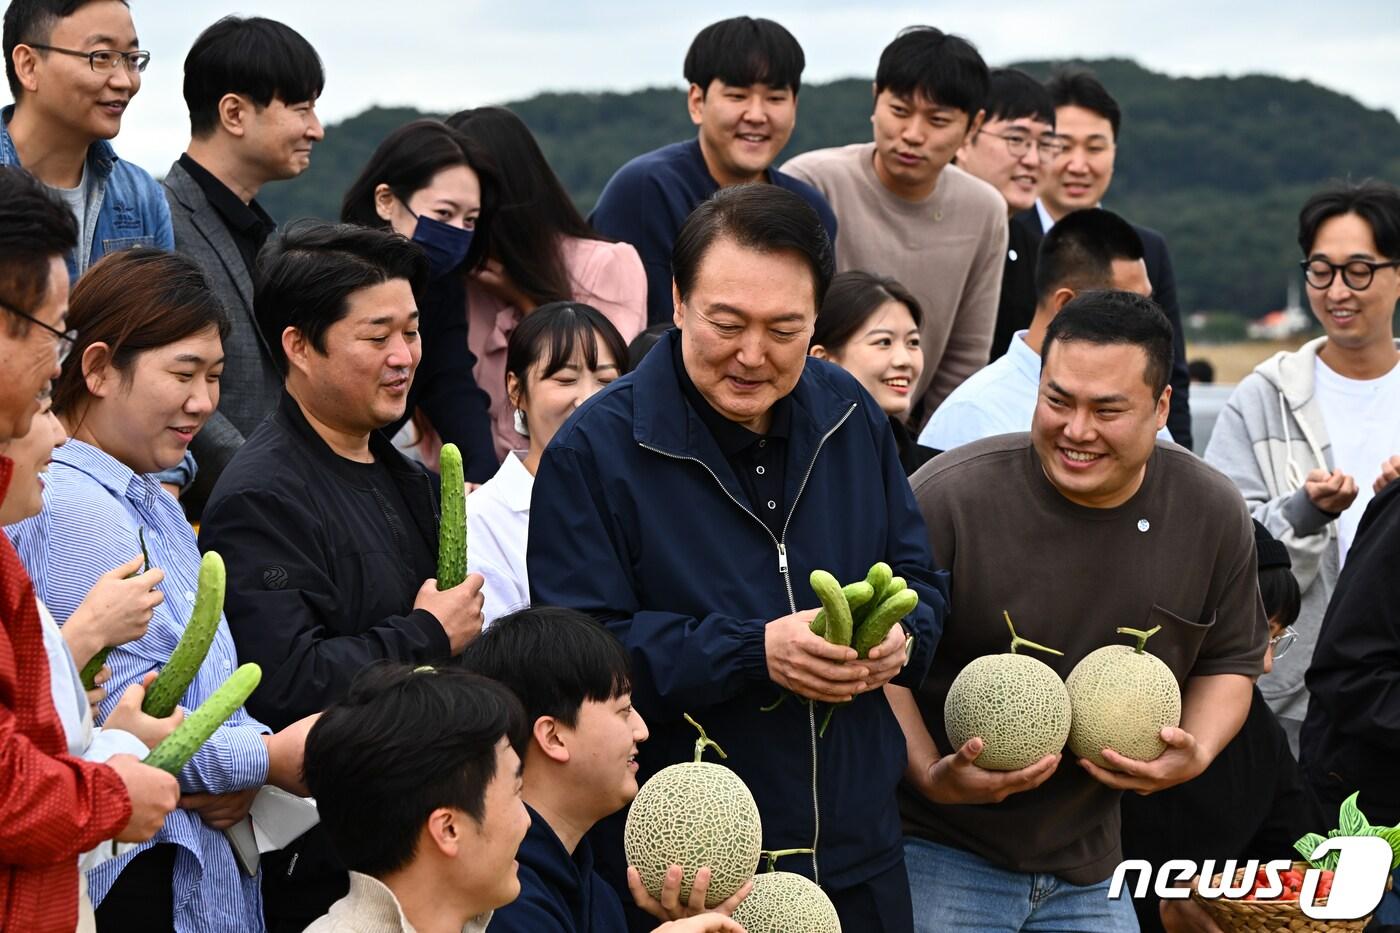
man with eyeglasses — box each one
[1014,68,1194,449]
[954,68,1063,361]
[784,26,1007,424]
[1,0,172,280]
[1206,180,1400,753]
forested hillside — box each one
[259,59,1400,317]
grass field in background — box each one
[1187,338,1313,383]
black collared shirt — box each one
[177,153,276,275]
[672,335,791,539]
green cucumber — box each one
[852,588,919,659]
[810,581,874,638]
[142,550,225,717]
[80,527,152,691]
[437,443,466,590]
[809,570,853,647]
[851,562,893,629]
[143,663,261,774]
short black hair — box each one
[1252,520,1300,627]
[503,301,630,401]
[304,663,527,878]
[874,25,988,118]
[340,118,497,274]
[1043,289,1174,397]
[673,183,834,310]
[1035,208,1145,304]
[811,270,923,353]
[1045,67,1122,139]
[183,16,324,137]
[683,17,804,95]
[0,166,77,336]
[462,607,631,729]
[254,220,428,376]
[1297,180,1400,259]
[984,68,1056,125]
[3,0,123,98]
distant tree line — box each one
[259,58,1400,318]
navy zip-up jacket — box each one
[529,330,948,892]
[489,806,627,932]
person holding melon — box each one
[896,289,1268,931]
[6,248,314,932]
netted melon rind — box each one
[1066,644,1181,769]
[731,871,842,933]
[943,653,1071,771]
[624,760,762,907]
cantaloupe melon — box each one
[731,850,841,933]
[624,714,762,907]
[943,612,1071,771]
[1066,625,1181,769]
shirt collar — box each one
[671,332,791,455]
[1035,198,1056,233]
[52,438,158,507]
[1009,330,1043,385]
[498,450,534,513]
[339,872,491,933]
[177,152,274,237]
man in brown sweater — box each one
[893,289,1267,931]
[783,26,1006,424]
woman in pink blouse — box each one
[448,107,647,459]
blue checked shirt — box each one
[7,439,270,932]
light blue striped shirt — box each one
[7,439,270,932]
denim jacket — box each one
[0,105,173,278]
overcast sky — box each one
[6,0,1399,175]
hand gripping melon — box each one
[624,714,762,907]
[732,851,841,933]
[1066,625,1182,769]
[943,612,1071,771]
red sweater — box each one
[0,456,132,933]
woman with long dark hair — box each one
[446,107,646,459]
[809,270,935,474]
[467,302,629,624]
[341,118,497,479]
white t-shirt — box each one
[1313,356,1400,563]
[466,450,533,625]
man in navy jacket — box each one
[529,184,947,933]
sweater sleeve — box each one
[924,207,1006,411]
[1203,384,1332,592]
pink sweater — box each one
[467,236,647,459]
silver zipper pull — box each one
[777,544,788,574]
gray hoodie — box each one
[1203,336,1341,729]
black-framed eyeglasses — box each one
[25,43,149,74]
[1269,626,1297,659]
[979,129,1065,164]
[1,303,77,365]
[1300,258,1400,291]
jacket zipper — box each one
[640,400,856,885]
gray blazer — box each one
[163,159,283,513]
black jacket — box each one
[1300,480,1400,827]
[1012,209,1193,449]
[199,391,453,731]
[989,216,1042,361]
[385,269,498,483]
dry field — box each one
[1188,338,1314,383]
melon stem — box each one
[1004,611,1064,658]
[683,712,728,762]
[761,848,815,872]
[1115,625,1162,655]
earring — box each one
[513,408,529,436]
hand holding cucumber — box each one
[414,571,485,655]
[63,552,164,670]
[764,609,868,704]
[103,671,185,750]
[106,754,180,842]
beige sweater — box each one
[783,143,1008,420]
[303,872,492,933]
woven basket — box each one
[1189,860,1390,932]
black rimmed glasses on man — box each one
[1,303,77,365]
[24,43,150,73]
[1301,257,1400,291]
